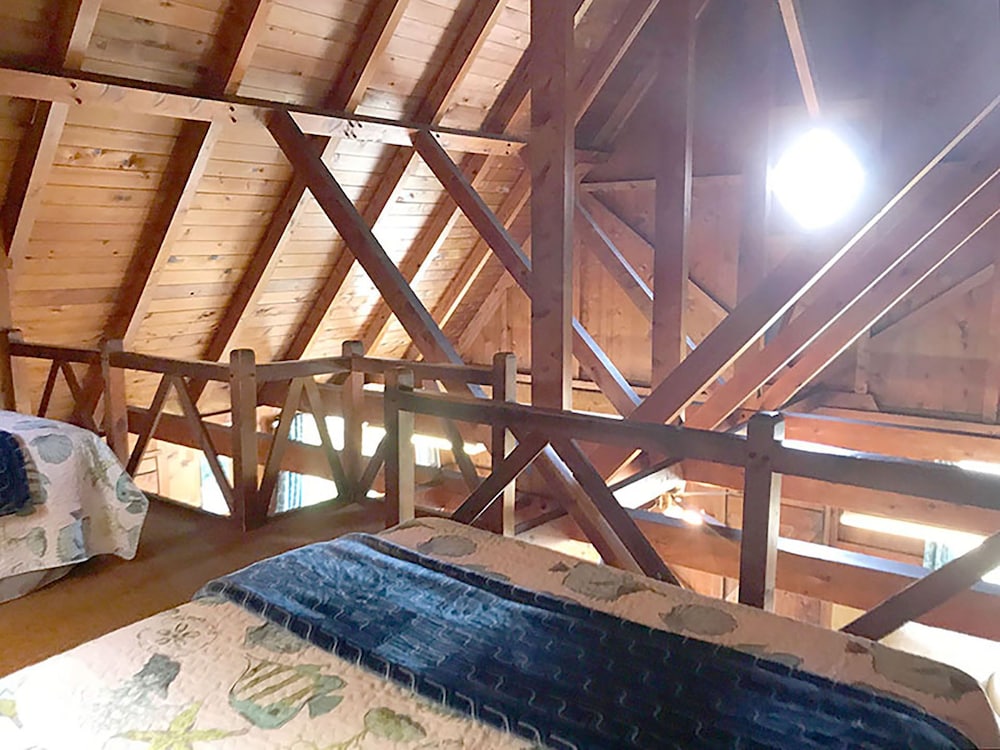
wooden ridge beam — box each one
[589,94,1000,478]
[292,0,509,360]
[413,132,640,415]
[197,0,411,372]
[0,0,100,262]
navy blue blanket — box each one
[0,430,32,517]
[199,534,974,750]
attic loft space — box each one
[0,0,997,716]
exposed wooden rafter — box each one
[281,0,509,361]
[0,0,100,262]
[588,93,1000,478]
[197,0,412,374]
[78,0,273,409]
[413,132,641,415]
[776,0,821,117]
[266,109,674,576]
[408,0,662,361]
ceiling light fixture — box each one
[770,127,865,230]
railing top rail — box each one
[255,356,351,383]
[348,356,494,385]
[398,389,1000,513]
[110,351,231,381]
[10,341,101,365]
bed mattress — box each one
[0,518,995,748]
[0,411,148,601]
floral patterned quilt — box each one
[0,411,148,593]
[1,518,996,749]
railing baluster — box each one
[229,348,261,531]
[37,361,60,418]
[738,412,785,610]
[341,341,365,502]
[101,339,128,464]
[481,351,517,535]
[384,368,415,527]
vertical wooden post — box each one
[482,351,517,535]
[0,329,16,412]
[229,348,261,531]
[341,340,365,499]
[739,411,784,610]
[100,339,128,465]
[734,1,776,373]
[384,368,415,527]
[652,0,696,386]
[530,0,574,410]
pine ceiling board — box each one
[239,0,363,104]
[351,0,465,122]
[83,6,225,90]
[22,241,136,263]
[162,239,263,257]
[0,0,51,60]
[35,204,152,225]
[41,185,159,209]
[46,165,164,192]
[435,7,528,130]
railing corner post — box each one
[385,367,415,527]
[483,351,517,535]
[738,411,785,610]
[229,348,260,531]
[100,338,128,465]
[341,340,365,501]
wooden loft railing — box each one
[382,369,1000,641]
[0,332,506,532]
[2,331,999,640]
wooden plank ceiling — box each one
[0,0,997,427]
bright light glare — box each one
[771,128,865,230]
[680,509,704,527]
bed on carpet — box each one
[0,410,148,603]
[0,518,996,749]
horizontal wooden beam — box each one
[682,458,1000,537]
[0,66,525,156]
[542,511,1000,640]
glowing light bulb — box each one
[770,128,865,230]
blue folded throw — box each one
[199,533,974,750]
[0,430,32,517]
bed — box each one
[1,518,996,748]
[0,410,148,602]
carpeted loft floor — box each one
[0,499,384,676]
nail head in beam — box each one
[738,412,785,610]
[384,368,416,527]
